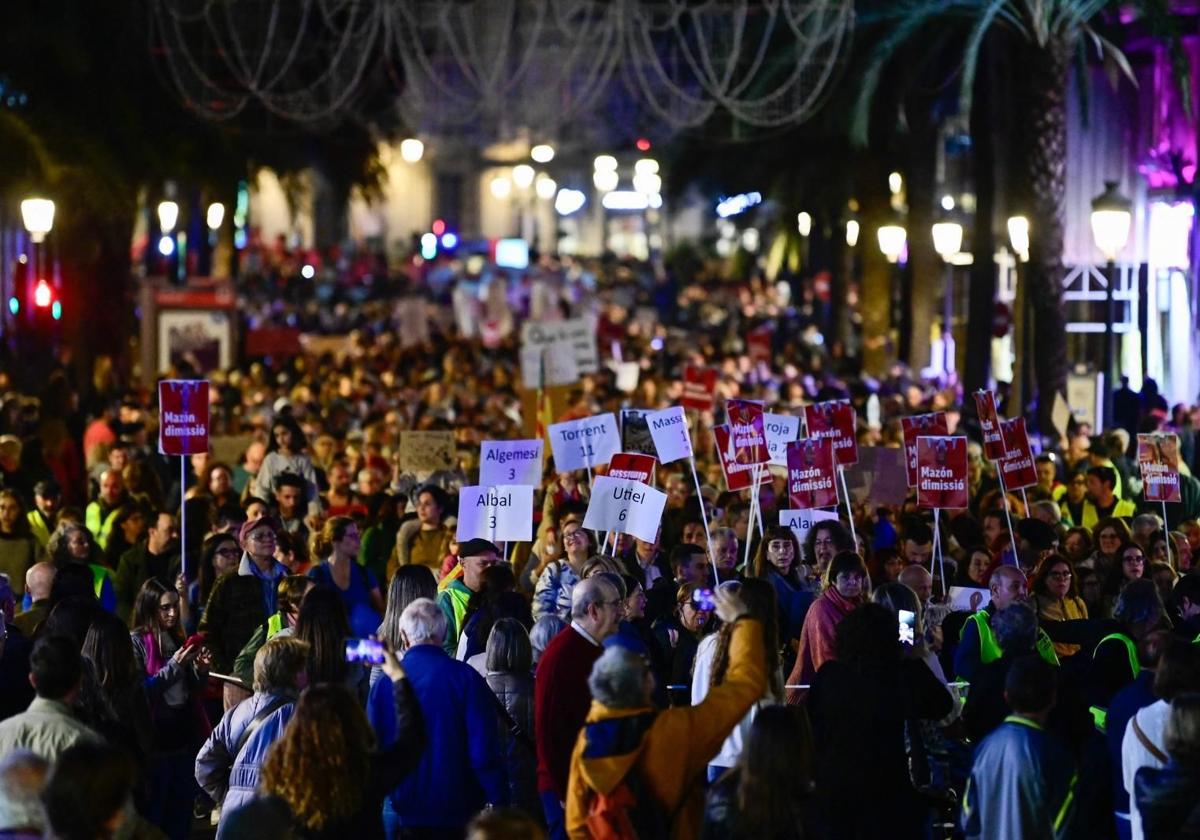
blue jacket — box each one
[367,644,507,828]
[194,691,296,835]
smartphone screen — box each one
[344,637,385,665]
[898,609,916,646]
[691,587,716,611]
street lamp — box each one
[877,224,906,263]
[1091,180,1132,427]
[1007,215,1030,262]
[512,165,535,190]
[157,201,179,234]
[535,174,557,200]
[531,144,555,163]
[400,138,425,163]
[932,219,964,375]
[20,199,55,243]
[206,203,225,231]
[797,211,812,237]
[845,219,860,248]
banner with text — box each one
[901,412,949,487]
[583,475,668,542]
[548,413,620,471]
[999,417,1038,490]
[400,431,457,473]
[520,318,599,376]
[159,380,210,456]
[1139,433,1182,503]
[764,412,801,468]
[786,438,839,510]
[713,424,755,491]
[974,391,1007,462]
[779,508,840,557]
[646,406,693,464]
[608,453,658,485]
[916,436,969,510]
[456,485,535,543]
[479,439,544,487]
[725,399,769,465]
[803,400,859,466]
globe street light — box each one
[1007,216,1030,262]
[797,211,812,237]
[845,219,860,248]
[877,224,906,264]
[530,144,555,163]
[20,198,55,243]
[1091,181,1132,426]
[206,203,226,231]
[400,138,425,163]
[157,201,179,234]
[512,164,535,190]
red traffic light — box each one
[33,279,53,308]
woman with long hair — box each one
[785,551,868,701]
[103,504,146,571]
[188,532,241,634]
[954,545,993,589]
[702,705,815,840]
[0,489,39,601]
[1090,517,1132,572]
[130,577,212,839]
[752,526,813,649]
[378,565,438,651]
[80,611,153,775]
[693,578,783,782]
[253,414,320,518]
[652,582,715,703]
[1030,553,1088,659]
[46,520,116,612]
[308,516,384,639]
[482,618,539,818]
[253,668,425,836]
[1101,541,1147,618]
[296,584,365,702]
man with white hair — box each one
[365,597,507,836]
[0,750,48,837]
[534,575,623,839]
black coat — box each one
[1134,762,1200,839]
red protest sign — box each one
[681,365,718,412]
[916,436,969,510]
[726,399,769,465]
[803,400,859,466]
[713,425,755,491]
[158,380,210,456]
[974,390,1007,462]
[747,326,772,363]
[786,438,839,509]
[902,412,948,487]
[1139,433,1182,503]
[608,452,658,486]
[999,417,1038,490]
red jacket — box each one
[787,586,862,694]
[534,625,604,799]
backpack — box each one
[583,712,673,840]
[585,766,671,840]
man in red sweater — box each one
[535,575,622,839]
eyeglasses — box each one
[563,530,586,542]
[248,532,277,543]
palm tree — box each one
[851,0,1185,435]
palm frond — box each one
[959,0,1017,118]
[1134,0,1194,121]
[1084,25,1138,90]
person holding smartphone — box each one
[652,582,715,705]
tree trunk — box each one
[860,158,896,377]
[906,129,939,373]
[1014,42,1070,437]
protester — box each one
[961,656,1077,839]
[194,636,310,831]
[392,485,454,579]
[1030,553,1088,659]
[46,521,116,613]
[786,550,868,698]
[253,415,321,519]
[114,509,179,621]
[231,574,313,686]
[438,538,504,654]
[0,491,38,602]
[307,516,384,639]
[0,750,47,838]
[700,705,814,840]
[40,741,145,840]
[533,514,590,622]
[535,575,621,838]
[565,585,763,839]
[130,577,212,839]
[11,562,53,637]
[752,526,812,648]
[0,635,97,760]
[367,597,507,836]
[1132,693,1200,838]
[653,581,714,700]
[483,618,539,819]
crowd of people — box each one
[0,250,1198,839]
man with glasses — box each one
[534,576,622,840]
[200,516,288,708]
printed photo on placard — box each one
[1139,433,1182,503]
[803,400,859,466]
[973,391,1007,462]
[901,412,948,487]
[786,438,839,510]
[725,399,768,466]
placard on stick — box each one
[803,400,859,465]
[608,453,657,485]
[548,413,621,471]
[479,440,543,487]
[456,485,534,543]
[915,436,970,510]
[973,391,1006,461]
[158,380,210,456]
[901,412,948,487]
[583,475,668,543]
[999,418,1038,490]
[764,413,801,468]
[1139,433,1182,503]
[400,431,456,473]
[786,438,839,510]
[713,425,755,491]
[681,365,717,412]
[646,406,692,464]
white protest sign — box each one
[764,412,801,467]
[455,485,534,543]
[646,406,693,464]
[521,318,599,375]
[779,508,840,558]
[583,475,668,543]
[520,345,579,388]
[548,413,620,471]
[479,439,543,487]
[609,361,641,394]
[947,585,991,612]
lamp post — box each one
[877,223,906,354]
[932,219,963,376]
[1007,215,1031,413]
[20,198,55,326]
[1090,181,1132,427]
